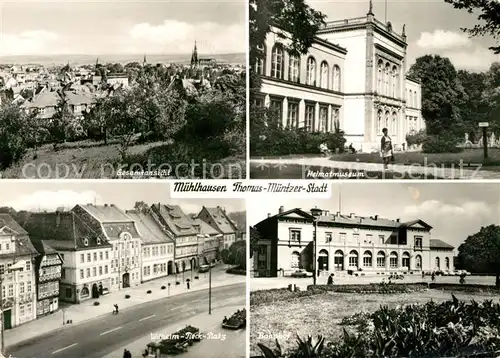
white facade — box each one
[73,247,113,298]
[257,7,424,152]
[109,232,141,290]
[141,243,174,282]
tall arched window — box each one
[389,251,398,268]
[385,63,390,95]
[271,45,284,79]
[377,110,383,133]
[415,255,422,269]
[391,112,397,135]
[376,251,386,268]
[402,252,410,269]
[348,250,359,268]
[288,54,300,83]
[306,57,316,86]
[392,65,398,97]
[377,60,384,93]
[384,110,390,129]
[363,251,372,267]
[435,257,440,269]
[333,65,341,91]
[320,61,329,89]
[445,257,450,270]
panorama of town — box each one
[0,196,246,358]
[0,46,246,179]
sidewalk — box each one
[251,157,500,179]
[102,305,246,358]
[6,268,245,347]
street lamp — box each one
[313,218,318,286]
[209,234,223,315]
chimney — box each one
[336,211,340,216]
[279,206,284,214]
[267,213,271,218]
[104,204,108,207]
[396,218,400,222]
[374,215,378,220]
[310,207,322,217]
[324,210,329,216]
[349,213,355,218]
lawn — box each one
[249,289,500,356]
[250,163,436,179]
[329,148,500,168]
[1,140,246,179]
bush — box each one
[176,281,180,285]
[161,286,166,290]
[226,267,246,275]
[194,276,199,279]
[125,294,130,299]
[307,282,428,294]
[422,134,463,153]
[147,290,152,294]
[405,129,427,147]
[93,301,100,306]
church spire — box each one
[191,41,198,68]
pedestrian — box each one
[123,349,132,358]
[327,274,334,285]
[431,272,436,282]
[114,304,119,314]
[422,271,425,279]
[380,127,394,170]
[187,281,190,289]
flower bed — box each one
[251,288,317,306]
[307,282,428,294]
[429,283,500,293]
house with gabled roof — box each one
[150,203,200,274]
[15,209,113,304]
[193,218,222,264]
[0,214,39,329]
[72,204,142,291]
[252,206,454,278]
[126,210,175,282]
[197,206,239,250]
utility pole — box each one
[0,273,4,356]
[313,219,317,286]
[209,262,212,315]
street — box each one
[8,283,245,358]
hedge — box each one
[307,283,428,294]
[226,267,246,275]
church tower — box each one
[190,41,199,69]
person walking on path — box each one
[380,128,394,170]
[123,349,132,358]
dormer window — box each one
[97,238,101,245]
[83,238,89,246]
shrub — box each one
[147,290,152,294]
[194,276,199,279]
[307,282,428,294]
[161,286,166,290]
[125,294,130,299]
[405,129,427,147]
[176,281,180,285]
[93,301,100,306]
[422,134,463,153]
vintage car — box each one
[290,269,309,278]
[198,265,210,273]
[147,325,202,355]
[222,308,246,329]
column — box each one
[327,105,333,133]
[264,43,272,77]
[315,102,320,132]
[298,99,305,129]
[385,250,389,271]
[282,97,288,128]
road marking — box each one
[192,299,204,303]
[171,304,186,310]
[100,326,122,336]
[52,343,78,354]
[139,314,156,322]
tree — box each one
[249,0,326,92]
[0,104,37,169]
[134,201,149,213]
[408,55,467,136]
[444,0,500,54]
[457,69,489,139]
[48,96,73,150]
[457,225,500,287]
[221,249,230,263]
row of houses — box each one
[0,203,244,330]
[252,206,454,277]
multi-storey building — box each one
[16,210,113,303]
[30,240,63,317]
[252,206,453,277]
[73,204,142,290]
[255,0,423,152]
[0,214,38,329]
[197,206,239,249]
[151,204,200,273]
[194,219,222,264]
[126,210,175,282]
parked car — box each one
[199,265,209,273]
[290,269,309,278]
[222,308,246,329]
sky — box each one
[247,183,500,250]
[0,182,245,215]
[0,0,246,56]
[309,0,500,72]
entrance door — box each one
[4,309,12,330]
[122,273,130,288]
[92,283,99,298]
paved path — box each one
[5,265,244,347]
[251,157,500,179]
[8,283,245,358]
